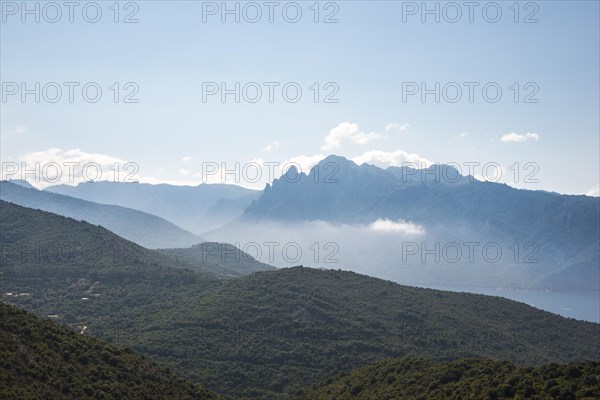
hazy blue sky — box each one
[1,1,598,195]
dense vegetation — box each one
[0,200,224,341]
[2,201,598,399]
[0,199,259,279]
[113,268,599,398]
[298,357,600,400]
[2,299,597,400]
[0,302,222,399]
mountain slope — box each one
[298,357,600,400]
[2,202,597,399]
[120,267,599,398]
[0,181,202,249]
[0,302,222,400]
[212,155,600,291]
[0,199,227,280]
[0,199,269,284]
[159,242,275,276]
[45,181,259,234]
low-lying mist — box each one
[202,218,578,291]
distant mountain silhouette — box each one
[45,181,259,235]
[211,155,599,291]
[6,179,36,189]
[0,181,202,249]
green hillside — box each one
[2,201,598,399]
[0,199,255,279]
[0,302,222,400]
[0,200,223,345]
[0,181,203,249]
[121,267,599,398]
[159,242,275,276]
[298,357,600,400]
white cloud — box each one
[500,132,540,142]
[2,148,132,188]
[585,184,599,197]
[181,156,192,162]
[248,157,266,165]
[452,132,469,140]
[4,125,27,136]
[321,122,381,150]
[368,218,425,235]
[18,148,126,168]
[352,132,381,145]
[60,148,127,166]
[384,122,410,133]
[263,141,281,153]
[352,150,431,169]
[322,122,359,150]
[179,169,190,176]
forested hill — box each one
[0,302,223,400]
[298,357,600,400]
[129,267,599,398]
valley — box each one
[1,199,598,399]
[2,3,598,397]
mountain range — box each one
[2,200,598,399]
[5,155,599,292]
[0,181,202,249]
[45,180,259,235]
[205,155,600,292]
